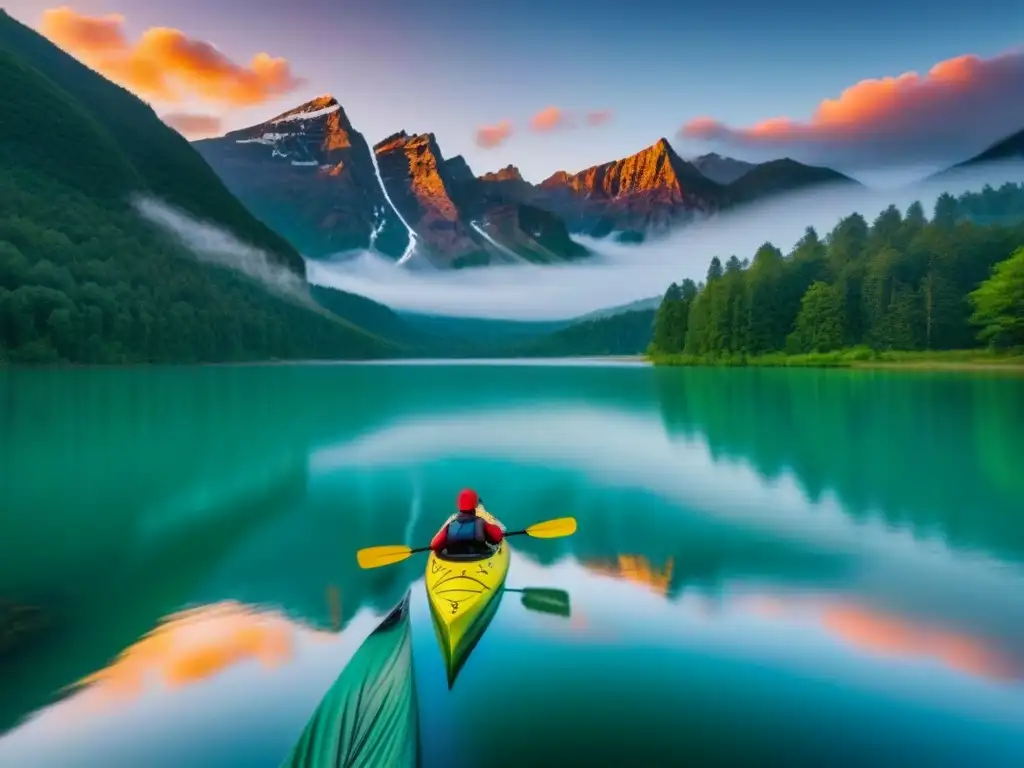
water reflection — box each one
[653,368,1024,561]
[424,555,1024,768]
[583,555,674,596]
[1,364,1023,766]
[62,602,320,714]
[0,601,383,768]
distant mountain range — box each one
[193,99,589,269]
[690,153,757,185]
[937,127,1024,177]
[193,96,862,268]
[574,296,662,321]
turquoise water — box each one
[1,363,1022,766]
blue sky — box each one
[8,0,1024,181]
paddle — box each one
[505,587,571,618]
[355,516,577,570]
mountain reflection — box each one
[583,556,674,596]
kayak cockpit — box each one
[437,542,501,561]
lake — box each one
[1,362,1023,767]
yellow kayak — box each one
[425,507,510,688]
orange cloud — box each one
[40,6,304,106]
[530,105,567,132]
[475,119,513,149]
[680,49,1024,169]
[163,112,222,137]
[41,6,126,51]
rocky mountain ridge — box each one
[194,96,861,266]
[534,138,732,237]
[195,98,587,268]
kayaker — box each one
[429,488,504,556]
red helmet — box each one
[457,488,479,512]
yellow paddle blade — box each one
[356,544,413,569]
[524,517,577,539]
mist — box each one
[129,163,1023,324]
[131,194,321,311]
[308,161,1024,321]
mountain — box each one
[477,164,539,199]
[950,127,1024,170]
[514,141,856,239]
[196,107,589,268]
[446,161,589,264]
[503,308,656,357]
[193,96,410,259]
[444,155,476,185]
[193,89,861,264]
[573,296,661,322]
[691,153,756,185]
[372,130,486,266]
[393,312,570,352]
[0,11,306,276]
[0,10,403,364]
[534,138,723,237]
[724,158,857,203]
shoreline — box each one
[646,349,1024,374]
[0,355,653,370]
[5,352,1021,372]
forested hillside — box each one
[650,183,1024,358]
[0,11,399,364]
[504,309,655,357]
[0,10,300,271]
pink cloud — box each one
[679,50,1024,169]
[163,112,222,137]
[529,106,613,132]
[530,105,567,132]
[474,106,613,148]
[475,120,513,149]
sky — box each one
[6,0,1024,183]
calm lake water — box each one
[1,362,1023,767]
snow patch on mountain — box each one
[235,132,292,145]
[271,101,341,124]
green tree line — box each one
[504,309,656,357]
[0,173,396,364]
[650,184,1024,357]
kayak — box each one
[425,507,510,688]
[281,591,420,768]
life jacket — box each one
[445,514,487,555]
